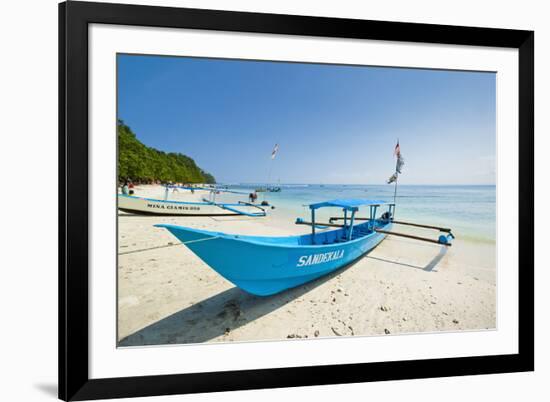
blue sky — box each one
[118,54,496,185]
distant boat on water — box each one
[255,186,281,193]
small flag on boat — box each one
[387,172,398,184]
[271,143,279,159]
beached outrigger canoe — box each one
[156,199,454,296]
[118,186,267,217]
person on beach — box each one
[121,181,129,195]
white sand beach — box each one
[118,185,496,346]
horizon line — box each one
[221,182,497,186]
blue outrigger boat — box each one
[156,199,454,296]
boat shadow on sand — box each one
[118,266,343,347]
[118,244,447,347]
[366,245,448,273]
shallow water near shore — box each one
[231,184,496,244]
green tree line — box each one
[118,120,216,184]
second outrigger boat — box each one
[118,185,267,217]
[156,199,454,296]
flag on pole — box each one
[387,140,404,183]
[396,153,404,174]
[389,140,403,209]
[271,144,279,159]
[394,140,404,174]
[394,140,401,157]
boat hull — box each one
[157,221,391,296]
[118,195,261,216]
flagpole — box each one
[264,143,278,202]
[393,169,398,218]
[264,158,273,201]
[267,157,273,187]
[393,139,399,218]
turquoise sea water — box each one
[228,184,496,244]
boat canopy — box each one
[308,199,392,212]
[165,185,249,195]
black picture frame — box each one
[59,1,534,400]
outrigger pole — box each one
[329,216,451,232]
[376,228,455,246]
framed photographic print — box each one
[59,1,534,400]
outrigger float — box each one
[118,186,267,217]
[156,198,454,296]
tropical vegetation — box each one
[117,120,215,184]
